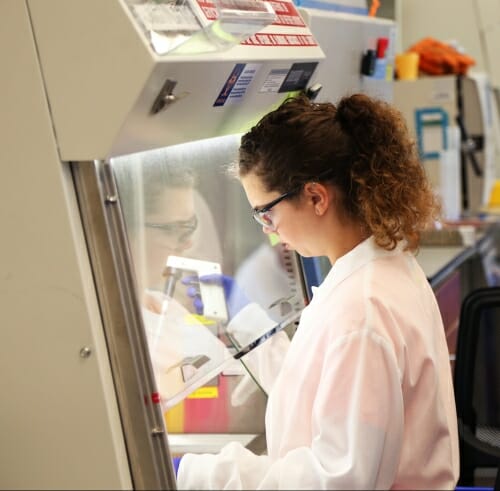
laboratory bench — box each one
[417,222,500,368]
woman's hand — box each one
[181,274,249,318]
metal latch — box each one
[151,78,190,114]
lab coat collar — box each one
[310,236,407,301]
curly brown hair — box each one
[238,93,440,251]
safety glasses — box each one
[252,168,335,230]
[252,190,298,229]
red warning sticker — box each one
[242,33,317,46]
[195,0,306,28]
[195,0,218,20]
[266,0,306,27]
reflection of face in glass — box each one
[143,186,197,290]
[145,215,198,247]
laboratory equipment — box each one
[163,256,229,321]
[393,73,499,216]
[0,0,323,488]
[111,136,309,413]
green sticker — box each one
[268,233,281,246]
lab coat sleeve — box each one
[177,328,404,490]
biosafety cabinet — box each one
[1,1,323,489]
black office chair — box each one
[454,287,500,488]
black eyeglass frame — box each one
[252,189,299,228]
[251,168,336,228]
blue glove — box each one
[172,456,182,477]
[181,276,204,315]
[181,274,249,319]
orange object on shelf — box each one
[408,37,475,76]
[369,0,381,17]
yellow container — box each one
[488,180,500,207]
[395,52,420,80]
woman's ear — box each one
[304,182,330,216]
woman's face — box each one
[142,186,197,290]
[241,172,323,258]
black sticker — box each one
[278,62,319,93]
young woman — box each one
[177,93,459,489]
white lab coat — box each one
[177,236,460,490]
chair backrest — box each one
[454,287,500,487]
